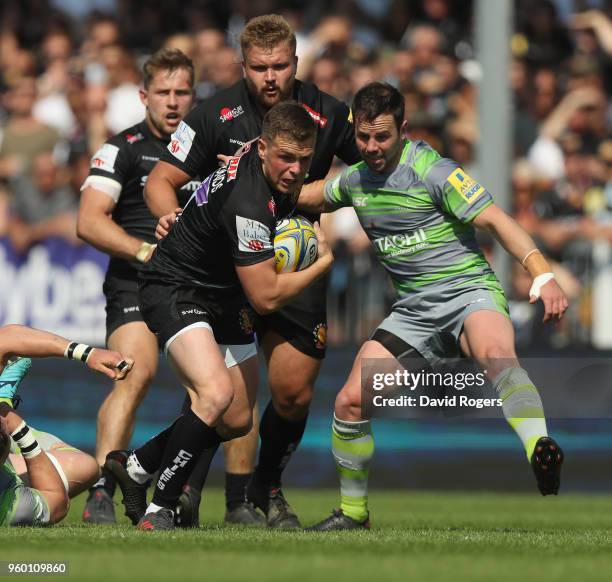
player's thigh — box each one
[167,325,234,408]
[461,310,518,371]
[45,449,99,497]
[219,354,259,436]
[263,329,320,406]
[337,339,396,411]
[107,321,159,387]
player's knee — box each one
[272,384,313,421]
[48,496,69,525]
[481,344,516,366]
[335,387,360,417]
[191,383,234,419]
[114,365,155,401]
[221,411,253,439]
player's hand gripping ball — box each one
[274,216,318,273]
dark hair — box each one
[352,82,405,131]
[261,101,316,144]
[143,48,194,89]
[240,14,296,55]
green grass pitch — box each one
[1,489,612,582]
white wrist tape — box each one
[529,273,555,299]
[64,342,96,363]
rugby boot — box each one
[82,487,116,524]
[307,509,371,531]
[137,508,175,531]
[175,484,201,528]
[531,436,564,495]
[224,501,266,527]
[104,450,148,524]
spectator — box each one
[6,151,79,254]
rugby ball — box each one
[274,216,318,273]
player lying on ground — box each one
[0,325,132,526]
[298,82,567,530]
[105,101,333,531]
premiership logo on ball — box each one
[274,216,318,273]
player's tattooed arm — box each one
[145,161,192,218]
[472,204,569,322]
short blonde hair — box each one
[239,14,296,56]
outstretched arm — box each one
[472,204,568,322]
[0,325,133,380]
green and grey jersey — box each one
[0,460,50,527]
[324,140,503,300]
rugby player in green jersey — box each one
[0,326,132,526]
[299,82,568,530]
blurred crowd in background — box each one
[0,0,610,349]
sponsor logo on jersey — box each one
[168,121,195,162]
[220,105,244,123]
[373,229,429,257]
[302,104,327,128]
[90,143,119,173]
[141,155,159,162]
[126,132,144,144]
[313,323,327,349]
[123,305,140,314]
[230,138,246,147]
[181,307,206,316]
[210,166,228,193]
[447,168,485,204]
[226,156,241,181]
[236,216,273,253]
[239,307,254,335]
[181,180,201,192]
[195,174,212,205]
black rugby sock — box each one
[225,472,252,509]
[255,401,307,487]
[135,416,182,474]
[184,442,221,492]
[152,408,222,510]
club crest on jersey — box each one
[126,132,144,144]
[302,104,327,128]
[238,307,254,335]
[447,168,485,204]
[168,121,195,162]
[220,105,244,123]
[313,323,327,349]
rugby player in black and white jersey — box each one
[145,14,360,529]
[104,102,333,531]
[76,49,198,524]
